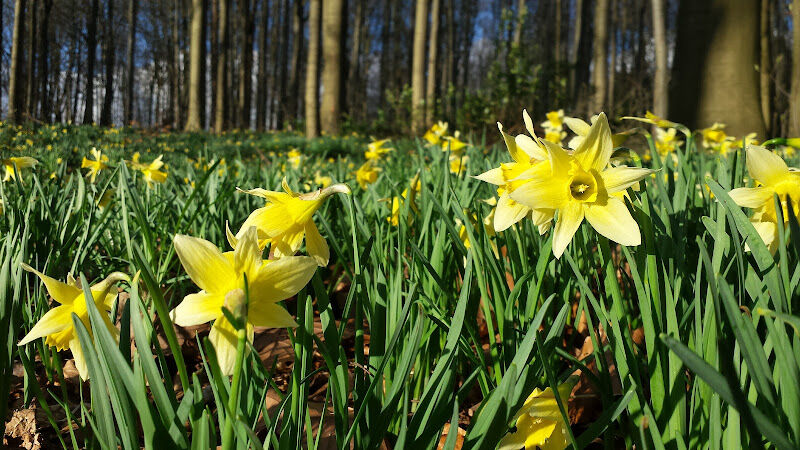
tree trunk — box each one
[185,0,204,131]
[671,0,765,137]
[568,0,582,101]
[37,0,52,120]
[320,0,343,135]
[425,0,440,124]
[789,0,800,135]
[591,0,609,114]
[554,0,562,70]
[512,0,525,48]
[84,0,98,124]
[256,0,269,130]
[214,0,229,132]
[288,0,303,124]
[651,0,668,117]
[100,0,115,126]
[8,0,25,123]
[25,0,36,118]
[606,0,616,117]
[124,0,137,124]
[348,0,364,119]
[236,0,254,129]
[758,0,771,134]
[199,0,208,127]
[378,0,392,112]
[305,0,320,137]
[171,1,182,128]
[276,0,289,127]
[444,0,455,121]
[411,0,427,133]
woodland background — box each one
[0,0,798,139]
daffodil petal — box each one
[70,337,90,381]
[573,112,613,171]
[564,117,590,136]
[728,187,775,209]
[515,135,548,161]
[170,292,224,327]
[248,302,298,328]
[601,166,655,194]
[552,202,584,259]
[509,171,569,211]
[584,197,641,246]
[249,256,317,305]
[494,193,530,232]
[746,145,788,186]
[18,305,72,346]
[234,226,262,275]
[21,264,80,305]
[304,221,329,266]
[174,234,235,294]
[474,167,505,186]
[209,316,238,376]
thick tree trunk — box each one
[214,0,229,132]
[185,0,204,131]
[305,0,320,137]
[83,0,98,124]
[651,0,668,117]
[100,0,115,126]
[425,0,440,124]
[671,0,765,137]
[8,0,25,123]
[411,0,427,133]
[124,0,137,124]
[320,0,343,134]
[789,0,800,135]
[591,0,609,114]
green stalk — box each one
[221,327,247,450]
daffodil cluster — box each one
[541,110,567,145]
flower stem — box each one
[221,327,247,450]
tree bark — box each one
[651,0,668,117]
[100,0,115,126]
[789,0,800,135]
[171,0,182,128]
[568,0,582,100]
[591,0,609,114]
[512,0,525,48]
[83,0,99,124]
[305,0,320,137]
[288,0,303,123]
[185,0,204,131]
[348,0,364,119]
[237,0,254,129]
[425,0,440,124]
[378,0,393,112]
[276,0,290,127]
[37,0,52,120]
[320,0,344,135]
[758,0,771,134]
[124,0,137,124]
[671,0,765,137]
[411,0,428,133]
[214,0,229,132]
[256,0,269,130]
[8,0,25,123]
[607,0,616,117]
[25,0,36,117]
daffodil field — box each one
[4,112,800,450]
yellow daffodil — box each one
[475,115,553,233]
[18,265,129,380]
[654,128,682,156]
[97,189,115,209]
[130,154,168,187]
[423,121,449,145]
[510,113,654,258]
[236,179,350,266]
[449,155,469,176]
[544,129,567,146]
[356,161,381,189]
[365,139,393,160]
[700,123,734,153]
[387,175,421,226]
[287,149,303,169]
[81,148,109,183]
[442,132,468,154]
[170,227,317,375]
[2,156,38,181]
[541,109,565,131]
[728,145,800,253]
[622,111,676,129]
[313,171,332,188]
[564,115,630,150]
[498,379,576,450]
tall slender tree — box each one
[288,0,304,123]
[185,0,204,131]
[237,0,254,128]
[759,0,771,132]
[256,0,270,130]
[124,0,137,124]
[214,0,229,132]
[100,0,116,126]
[320,0,343,134]
[425,0,440,124]
[411,0,428,133]
[651,0,668,117]
[591,0,609,114]
[8,0,26,123]
[84,0,99,124]
[25,0,37,117]
[789,0,800,135]
[305,0,320,137]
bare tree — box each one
[8,0,26,123]
[256,0,269,130]
[411,0,428,133]
[759,0,771,133]
[185,0,204,131]
[84,0,99,124]
[320,0,343,134]
[651,0,668,117]
[425,0,440,124]
[124,0,137,124]
[591,0,609,113]
[789,0,800,135]
[214,0,229,132]
[305,0,320,137]
[288,0,304,123]
[100,0,115,126]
